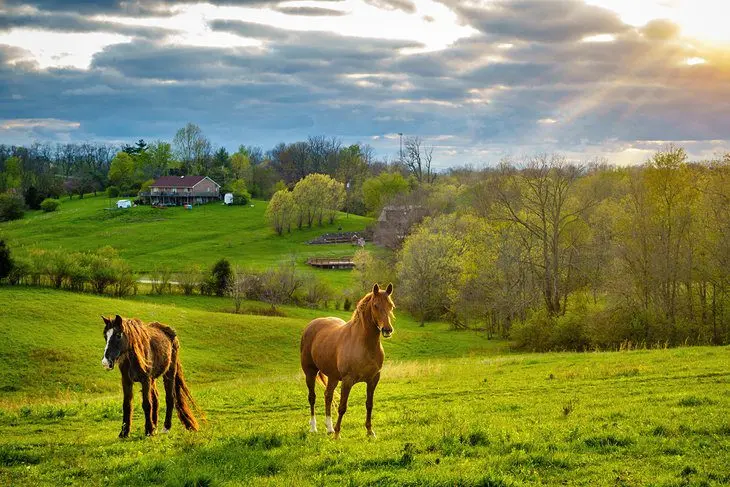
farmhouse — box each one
[140,176,221,206]
[373,205,428,248]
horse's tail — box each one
[174,360,201,431]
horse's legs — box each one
[305,372,317,432]
[150,380,159,433]
[324,377,339,434]
[141,379,154,436]
[120,375,133,438]
[365,373,380,437]
[162,373,175,432]
[333,378,354,440]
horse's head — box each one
[101,315,126,370]
[369,283,395,338]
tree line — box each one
[356,147,730,349]
[0,123,435,221]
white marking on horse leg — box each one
[162,428,170,434]
[309,416,317,433]
[101,329,113,369]
[325,416,334,433]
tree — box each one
[292,173,342,228]
[397,215,465,325]
[108,152,135,189]
[228,265,246,313]
[229,179,251,205]
[211,258,232,297]
[362,172,410,215]
[492,154,595,317]
[265,189,296,235]
[0,240,13,282]
[173,123,211,175]
[230,149,252,183]
[148,141,174,178]
[403,136,436,184]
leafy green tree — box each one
[108,152,135,188]
[231,148,252,183]
[229,178,251,205]
[265,189,296,235]
[362,172,409,215]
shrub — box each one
[0,192,24,222]
[301,274,334,308]
[106,186,120,198]
[229,179,251,205]
[150,264,173,295]
[40,198,60,213]
[176,265,202,296]
[8,256,29,285]
[0,240,12,282]
[211,259,232,297]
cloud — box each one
[273,6,347,17]
[0,0,729,167]
[364,0,416,14]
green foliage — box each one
[229,178,251,205]
[0,192,24,221]
[108,152,135,187]
[0,240,12,281]
[106,185,120,198]
[265,189,295,235]
[39,198,60,213]
[292,173,344,228]
[211,258,232,297]
[362,172,409,215]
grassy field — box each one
[0,195,373,288]
[1,287,729,486]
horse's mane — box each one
[351,292,396,325]
[121,318,153,373]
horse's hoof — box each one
[162,428,170,434]
[333,432,340,440]
[367,430,376,438]
[119,432,129,439]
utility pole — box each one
[398,132,403,164]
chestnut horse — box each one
[300,283,395,439]
[101,315,200,437]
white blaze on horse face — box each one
[325,416,334,433]
[309,416,317,433]
[102,328,113,369]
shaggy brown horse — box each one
[101,315,199,437]
[300,283,395,439]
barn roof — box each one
[151,176,219,188]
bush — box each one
[301,274,334,308]
[211,259,232,297]
[229,179,251,205]
[150,264,173,295]
[0,240,12,282]
[40,198,60,213]
[8,256,29,285]
[106,186,120,198]
[176,265,202,296]
[0,192,24,222]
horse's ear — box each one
[113,315,123,327]
[372,283,380,294]
[386,283,393,296]
[101,315,109,325]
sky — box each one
[0,0,729,168]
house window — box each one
[172,188,177,194]
[207,187,210,192]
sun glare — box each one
[586,0,730,45]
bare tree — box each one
[173,123,211,174]
[403,136,436,184]
[228,265,246,313]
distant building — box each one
[373,205,428,248]
[140,176,221,206]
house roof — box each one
[151,176,219,188]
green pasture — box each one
[1,287,729,486]
[0,195,373,289]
